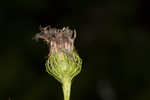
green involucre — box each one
[45,50,82,83]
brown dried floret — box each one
[35,26,76,54]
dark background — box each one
[0,0,150,100]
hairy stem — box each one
[62,78,71,100]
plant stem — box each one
[62,78,71,100]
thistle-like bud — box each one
[35,25,82,100]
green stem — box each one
[62,78,71,100]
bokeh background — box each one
[0,0,150,100]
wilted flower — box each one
[35,25,82,100]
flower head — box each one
[35,26,82,83]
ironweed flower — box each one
[35,25,82,100]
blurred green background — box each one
[0,0,150,100]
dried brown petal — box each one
[35,26,76,54]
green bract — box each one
[46,50,82,100]
[46,50,82,83]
